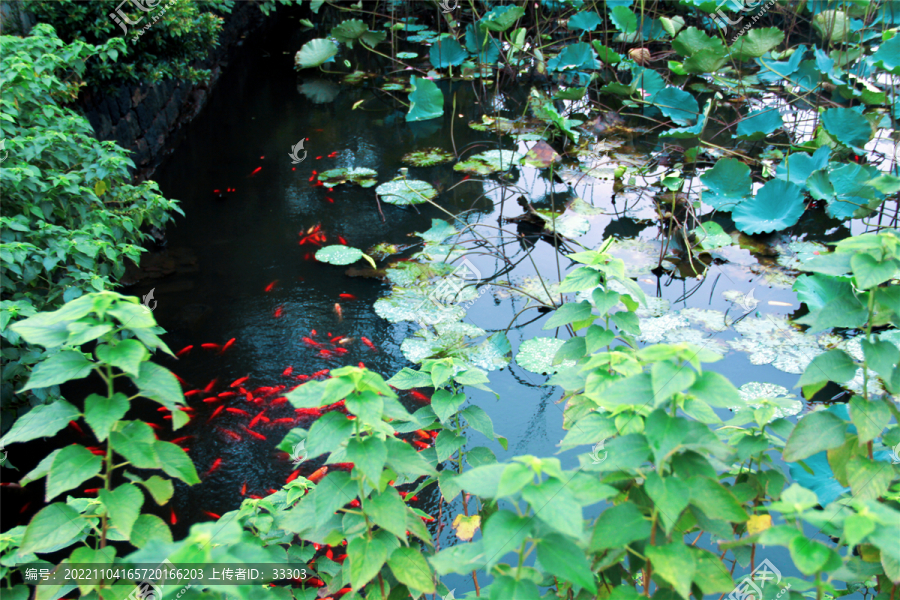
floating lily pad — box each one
[660,327,728,356]
[691,222,733,250]
[635,296,670,318]
[343,70,374,85]
[401,148,455,167]
[381,83,410,92]
[318,167,378,188]
[607,238,666,277]
[516,337,574,374]
[316,245,376,268]
[415,219,457,243]
[367,242,411,261]
[522,141,561,169]
[534,210,591,239]
[385,261,454,287]
[680,308,732,332]
[396,52,419,59]
[375,179,438,205]
[295,38,338,69]
[454,150,523,175]
[637,313,688,344]
[729,315,823,374]
[374,287,465,325]
[567,198,607,216]
[775,241,828,270]
[498,275,560,306]
[733,382,802,419]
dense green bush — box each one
[22,0,228,88]
[0,24,181,410]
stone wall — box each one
[76,1,268,181]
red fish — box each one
[173,373,186,385]
[360,337,377,351]
[331,462,354,471]
[302,336,323,348]
[316,156,323,160]
[221,338,235,353]
[338,236,348,245]
[295,407,323,418]
[248,410,266,428]
[248,166,262,177]
[248,494,263,499]
[309,171,317,182]
[332,347,348,355]
[184,390,203,398]
[157,407,170,413]
[202,396,220,403]
[83,489,99,495]
[338,293,356,300]
[176,345,193,357]
[170,507,177,525]
[226,407,251,417]
[217,427,242,442]
[241,481,247,496]
[318,349,333,359]
[308,466,329,484]
[147,422,163,430]
[218,391,237,399]
[274,305,284,318]
[282,366,293,377]
[264,280,278,292]
[171,436,194,445]
[358,362,366,369]
[328,151,338,158]
[85,446,106,456]
[206,458,222,475]
[348,499,361,508]
[334,303,342,321]
[286,470,300,483]
[414,430,431,442]
[310,369,329,378]
[271,417,295,425]
[203,379,218,393]
[202,510,221,520]
[412,440,430,451]
[270,396,289,406]
[207,406,225,423]
[201,343,221,351]
[409,390,431,404]
[326,197,334,203]
[68,421,85,436]
[230,376,249,388]
[243,426,267,441]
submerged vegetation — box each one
[2,1,900,600]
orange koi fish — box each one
[286,470,301,483]
[226,407,251,417]
[230,376,249,388]
[412,440,430,451]
[414,430,431,442]
[302,336,323,348]
[248,166,262,177]
[360,337,376,351]
[264,280,278,292]
[334,303,342,321]
[338,293,356,300]
[308,466,328,484]
[176,345,193,357]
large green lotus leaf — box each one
[631,65,665,101]
[821,107,872,150]
[653,87,699,126]
[775,240,829,271]
[672,26,724,57]
[700,158,751,211]
[808,163,883,220]
[429,36,467,69]
[331,19,367,44]
[872,34,900,74]
[775,147,831,189]
[375,179,437,205]
[729,27,784,60]
[568,11,602,32]
[516,337,574,374]
[295,38,338,69]
[465,23,501,64]
[813,10,851,43]
[735,109,783,140]
[407,76,444,122]
[732,179,804,234]
[318,167,378,188]
[591,41,622,64]
[691,221,732,250]
[453,150,523,175]
[478,4,525,32]
[401,148,455,167]
[548,42,595,71]
[609,5,638,34]
[683,48,727,74]
[385,261,454,287]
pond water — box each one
[124,12,882,596]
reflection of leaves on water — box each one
[606,238,675,277]
[774,240,829,271]
[516,337,573,374]
[453,150,524,175]
[493,275,559,306]
[660,327,728,355]
[636,313,689,343]
[749,263,796,289]
[374,288,466,324]
[635,296,669,318]
[680,308,733,332]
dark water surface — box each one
[131,12,841,594]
